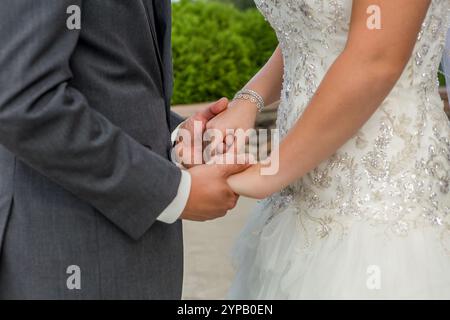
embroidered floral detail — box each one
[255,0,450,252]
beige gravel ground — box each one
[182,197,257,300]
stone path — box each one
[182,197,256,300]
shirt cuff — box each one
[156,170,191,224]
[171,123,183,144]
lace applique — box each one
[255,0,450,252]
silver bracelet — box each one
[233,89,265,112]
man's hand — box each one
[174,98,228,168]
[180,163,250,221]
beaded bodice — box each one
[255,0,450,244]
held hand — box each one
[174,98,229,168]
[180,162,250,221]
[227,165,254,198]
[205,99,258,154]
[226,163,271,200]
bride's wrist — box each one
[229,99,258,116]
[227,163,272,199]
[232,88,266,114]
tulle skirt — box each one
[229,200,450,300]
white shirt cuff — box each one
[156,170,191,224]
[171,123,183,144]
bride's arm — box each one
[206,46,284,134]
[228,0,431,199]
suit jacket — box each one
[0,0,185,299]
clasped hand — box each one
[174,97,258,222]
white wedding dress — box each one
[230,0,450,299]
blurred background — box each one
[171,0,447,106]
[171,0,449,299]
[171,0,274,106]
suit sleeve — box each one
[169,111,185,132]
[0,0,181,240]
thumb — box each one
[210,97,229,115]
[199,97,228,120]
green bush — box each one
[214,0,256,10]
[439,71,446,87]
[171,0,277,104]
[172,0,446,105]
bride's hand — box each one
[206,151,272,199]
[227,163,274,200]
[206,99,258,151]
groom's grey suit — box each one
[0,0,186,299]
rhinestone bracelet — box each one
[233,89,265,112]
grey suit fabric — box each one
[0,0,185,299]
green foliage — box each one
[171,0,277,104]
[439,71,446,87]
[171,0,446,105]
[213,0,256,10]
